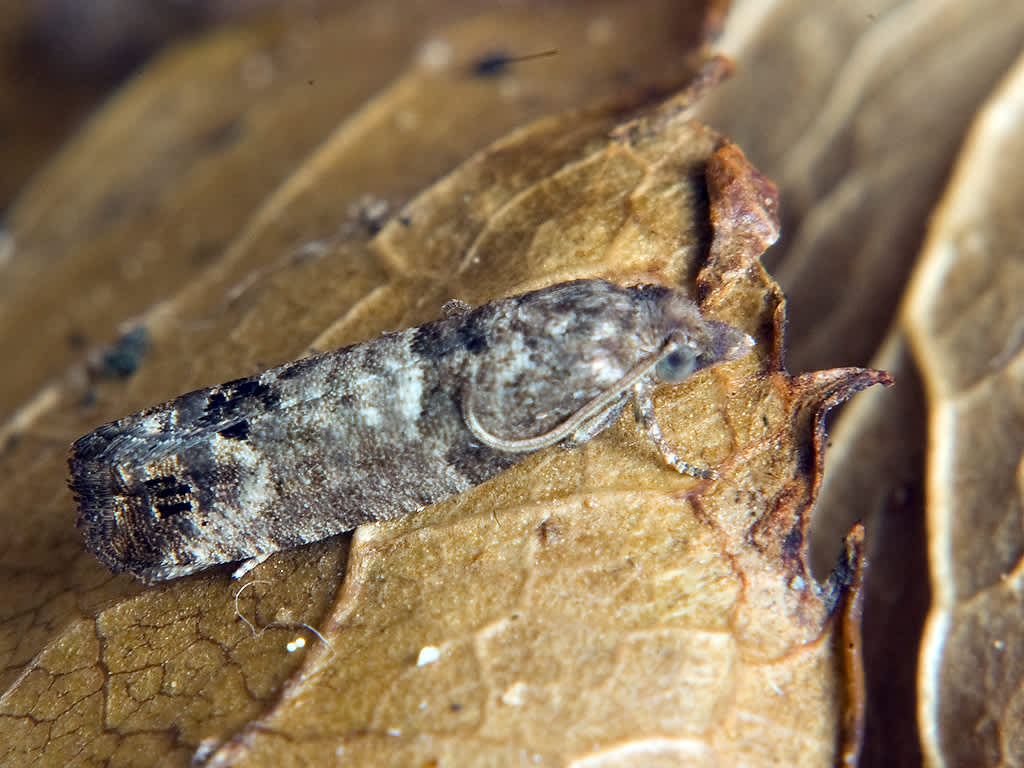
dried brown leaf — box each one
[903,51,1024,768]
[200,112,885,768]
[698,0,1024,374]
[693,4,1024,766]
[812,333,929,768]
[0,3,889,766]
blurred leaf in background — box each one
[2,1,1023,766]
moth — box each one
[70,279,753,582]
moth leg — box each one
[231,553,271,580]
[631,383,715,479]
[562,392,630,448]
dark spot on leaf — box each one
[100,326,149,378]
[824,552,856,613]
[200,117,244,153]
[353,197,390,235]
[472,50,516,77]
[781,525,803,562]
[537,518,560,545]
[794,434,815,477]
[471,49,558,77]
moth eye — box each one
[655,347,697,382]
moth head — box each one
[642,286,754,376]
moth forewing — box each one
[69,279,752,582]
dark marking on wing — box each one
[276,355,321,381]
[142,475,194,518]
[154,500,192,517]
[200,377,280,425]
[143,476,192,498]
[218,420,251,441]
[458,309,489,354]
[411,321,452,360]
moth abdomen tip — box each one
[69,450,173,580]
